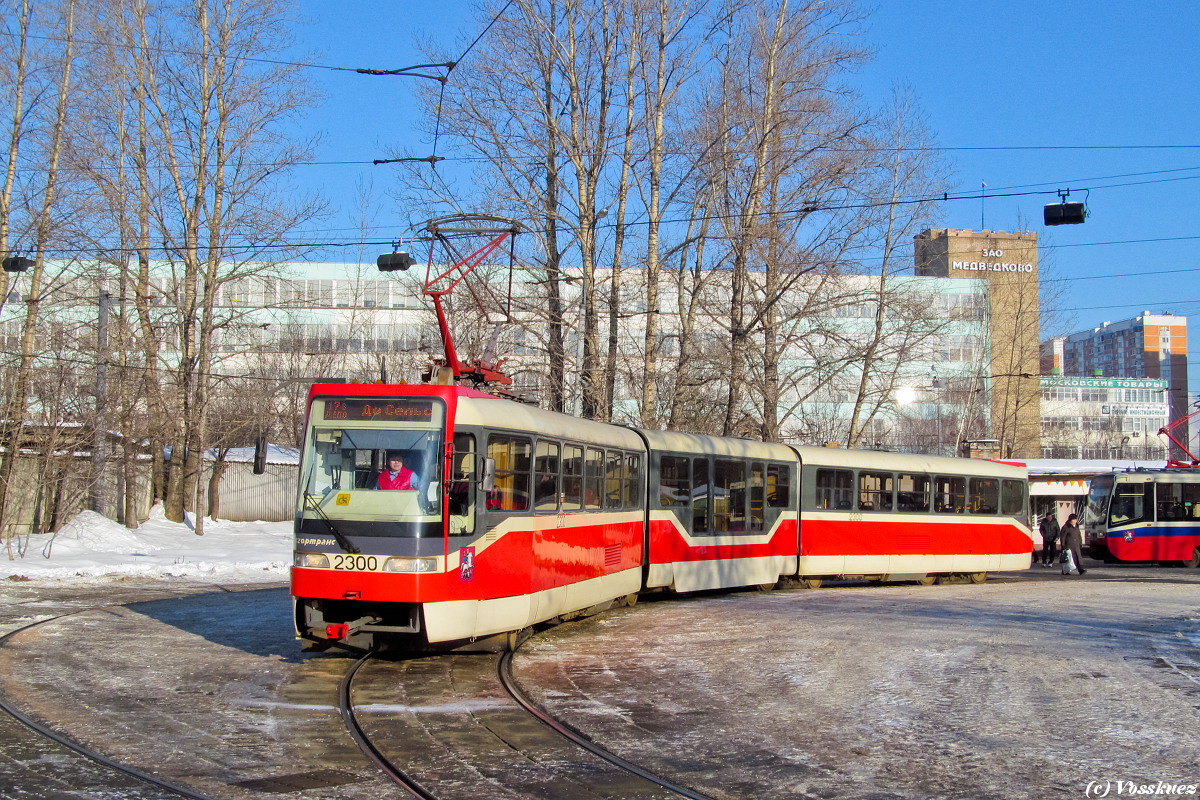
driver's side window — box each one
[449,433,476,533]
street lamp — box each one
[931,366,943,456]
[895,373,945,456]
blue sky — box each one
[287,1,1200,400]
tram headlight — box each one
[383,557,439,573]
[295,552,330,568]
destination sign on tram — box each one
[322,398,435,421]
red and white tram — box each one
[291,383,1032,652]
[792,447,1031,587]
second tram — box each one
[1082,469,1200,567]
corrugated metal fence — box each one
[203,461,297,522]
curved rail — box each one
[0,614,217,800]
[497,648,717,800]
[336,650,439,799]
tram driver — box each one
[378,451,417,490]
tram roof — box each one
[789,445,1028,478]
[1022,459,1171,479]
[454,394,645,449]
[635,430,797,460]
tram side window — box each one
[1001,479,1026,518]
[534,440,560,511]
[1183,483,1200,519]
[859,472,894,512]
[816,469,854,510]
[605,451,624,509]
[896,473,930,512]
[767,464,790,508]
[658,455,689,507]
[449,433,476,534]
[713,459,746,533]
[1156,482,1200,521]
[562,445,584,510]
[487,434,531,512]
[969,478,999,514]
[624,454,642,508]
[693,458,710,533]
[750,463,765,531]
[933,475,966,513]
[1110,482,1151,525]
[585,448,604,509]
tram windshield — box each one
[1083,474,1113,533]
[303,427,442,515]
[1109,481,1153,526]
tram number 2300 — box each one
[332,554,379,571]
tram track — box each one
[338,650,438,799]
[497,648,716,800]
[0,613,218,800]
[2,570,1197,799]
[337,644,718,800]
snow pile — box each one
[0,506,292,584]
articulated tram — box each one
[1082,469,1200,567]
[291,383,1033,652]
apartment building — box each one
[1041,312,1189,456]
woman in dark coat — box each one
[1059,514,1086,575]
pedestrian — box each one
[1059,513,1086,576]
[1038,511,1060,566]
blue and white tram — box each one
[1082,469,1200,567]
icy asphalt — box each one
[0,562,1197,799]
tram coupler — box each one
[325,615,381,641]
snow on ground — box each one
[0,506,291,584]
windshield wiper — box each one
[304,494,361,554]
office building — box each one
[914,228,1042,459]
[1041,313,1189,457]
[1039,375,1169,460]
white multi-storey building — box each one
[1041,312,1190,457]
[0,258,1012,452]
[1039,376,1170,460]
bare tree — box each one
[74,0,320,529]
[843,87,950,447]
[0,0,81,552]
[692,0,869,437]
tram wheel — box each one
[624,592,639,607]
[1183,547,1200,569]
[917,575,937,586]
[757,581,778,592]
[800,577,823,590]
[968,571,987,584]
